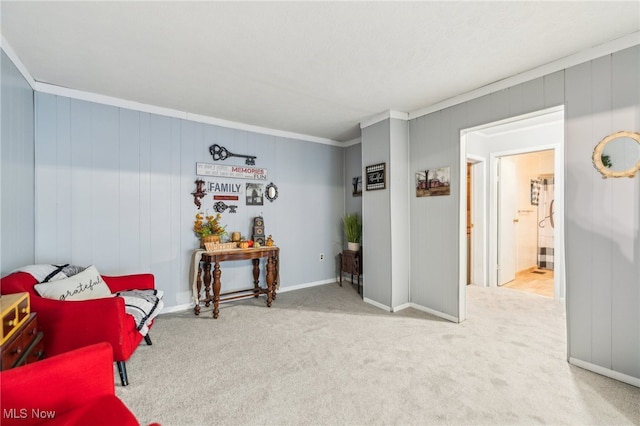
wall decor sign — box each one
[352,176,362,196]
[246,183,264,206]
[214,195,239,201]
[206,181,243,194]
[196,163,268,180]
[416,166,451,197]
[366,163,386,191]
[209,144,257,165]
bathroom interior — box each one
[502,149,555,297]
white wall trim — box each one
[569,358,640,388]
[343,137,362,148]
[34,82,342,146]
[0,36,36,89]
[364,297,392,312]
[0,37,342,147]
[410,302,460,323]
[160,278,336,314]
[360,110,409,130]
[410,32,640,120]
[392,302,411,312]
[277,278,336,293]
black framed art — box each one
[366,163,386,191]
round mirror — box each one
[592,131,640,178]
[265,182,278,202]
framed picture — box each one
[416,166,451,197]
[245,183,264,205]
[352,176,362,196]
[366,163,386,191]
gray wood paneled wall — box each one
[1,50,35,274]
[362,120,393,307]
[31,92,344,309]
[408,45,639,381]
[344,142,363,227]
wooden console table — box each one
[339,249,362,295]
[193,246,279,318]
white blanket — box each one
[114,289,164,336]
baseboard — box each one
[363,297,391,312]
[392,303,411,313]
[159,303,192,315]
[277,278,335,293]
[409,303,460,323]
[569,357,640,388]
[159,279,335,314]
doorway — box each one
[496,150,556,295]
[459,106,565,320]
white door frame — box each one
[458,106,566,320]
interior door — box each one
[466,162,472,284]
[498,157,517,286]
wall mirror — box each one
[265,182,278,202]
[592,131,640,178]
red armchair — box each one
[0,271,156,386]
[0,342,158,425]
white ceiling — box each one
[2,1,639,142]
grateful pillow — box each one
[34,265,112,301]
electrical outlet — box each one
[320,253,324,261]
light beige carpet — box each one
[116,283,640,425]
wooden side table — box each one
[1,312,44,370]
[339,249,362,295]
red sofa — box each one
[0,342,158,425]
[0,271,156,386]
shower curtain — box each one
[536,176,554,270]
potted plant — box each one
[342,213,361,251]
[193,213,227,248]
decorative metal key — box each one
[214,201,237,214]
[209,144,257,165]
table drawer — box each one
[0,313,40,370]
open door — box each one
[497,156,517,286]
[466,163,472,285]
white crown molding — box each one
[409,31,640,120]
[35,82,343,146]
[185,112,342,146]
[360,110,409,130]
[1,35,342,147]
[0,36,37,89]
[343,137,362,147]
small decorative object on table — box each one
[193,213,227,248]
[342,213,361,251]
[266,235,274,247]
[204,242,238,252]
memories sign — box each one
[196,163,268,180]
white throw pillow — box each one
[34,265,112,301]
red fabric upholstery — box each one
[0,271,155,362]
[0,343,144,425]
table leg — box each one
[266,253,275,307]
[339,253,343,287]
[194,261,203,315]
[213,261,221,319]
[273,251,279,300]
[203,260,212,308]
[252,258,260,297]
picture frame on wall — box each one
[416,166,451,197]
[352,176,362,196]
[365,163,386,191]
[246,183,264,205]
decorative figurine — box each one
[266,235,274,247]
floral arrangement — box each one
[193,213,227,239]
